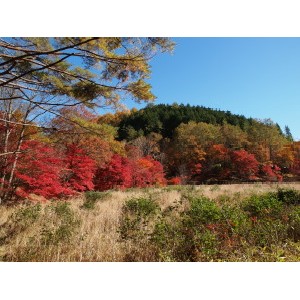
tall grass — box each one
[1,183,300,261]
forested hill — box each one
[116,103,283,140]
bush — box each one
[243,193,283,218]
[151,220,183,261]
[245,219,288,247]
[187,196,221,225]
[124,198,159,217]
[193,229,220,258]
[220,205,250,235]
[120,198,159,241]
[277,188,300,205]
[151,197,224,261]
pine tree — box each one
[284,125,294,142]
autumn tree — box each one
[221,123,248,149]
[131,156,166,188]
[0,88,46,203]
[129,132,163,161]
[94,154,132,191]
[201,144,231,182]
[0,37,173,203]
[230,149,259,181]
[284,125,293,142]
[260,163,283,182]
[62,144,96,192]
[94,154,166,191]
[13,140,72,200]
[49,105,125,167]
[169,122,222,180]
[247,119,288,163]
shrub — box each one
[220,205,250,234]
[151,220,183,261]
[193,229,220,258]
[120,198,159,241]
[186,196,221,225]
[277,188,300,205]
[245,219,288,247]
[243,193,283,218]
[124,197,159,217]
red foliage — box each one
[94,154,133,191]
[261,163,283,182]
[200,144,231,181]
[230,149,259,180]
[15,140,73,199]
[63,144,97,192]
[168,177,182,185]
[94,154,166,191]
[192,163,202,175]
[131,156,166,188]
[210,144,229,159]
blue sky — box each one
[130,38,300,140]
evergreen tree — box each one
[284,125,294,142]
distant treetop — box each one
[116,103,258,140]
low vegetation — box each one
[1,183,300,262]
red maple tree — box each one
[15,140,72,199]
[261,163,283,182]
[94,154,132,191]
[230,149,259,180]
[63,144,97,192]
[131,155,166,188]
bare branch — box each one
[0,151,23,157]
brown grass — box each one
[1,183,300,262]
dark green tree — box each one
[284,125,293,142]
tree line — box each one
[99,104,300,184]
[1,37,299,204]
[1,102,300,203]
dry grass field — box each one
[1,183,300,262]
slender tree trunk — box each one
[2,125,25,202]
[0,101,12,204]
[1,106,30,203]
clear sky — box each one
[130,38,300,140]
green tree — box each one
[284,125,294,142]
[247,119,288,164]
[221,123,248,149]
